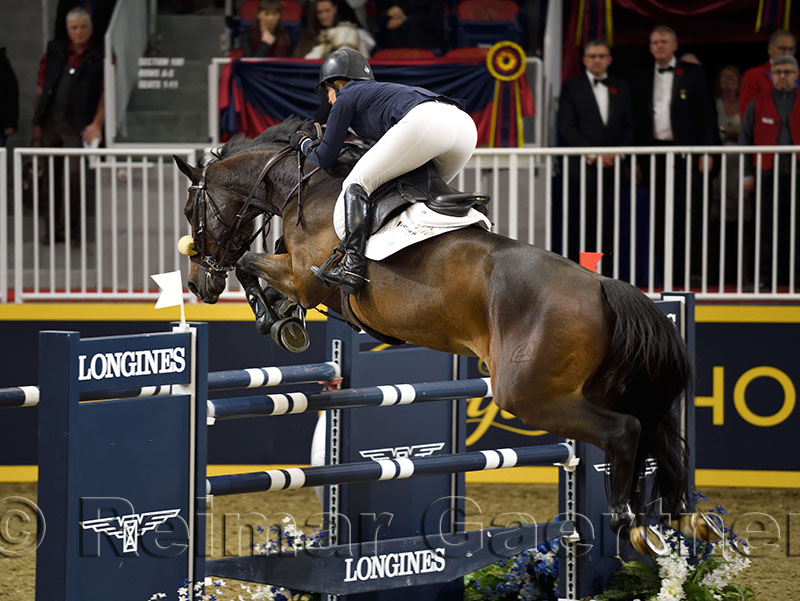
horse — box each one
[174,117,714,554]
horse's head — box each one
[174,155,260,303]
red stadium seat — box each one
[456,0,518,21]
[443,46,489,60]
[239,0,259,22]
[371,48,437,60]
[454,0,522,47]
[279,0,303,22]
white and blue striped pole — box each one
[206,377,493,422]
[0,362,340,408]
[206,443,574,496]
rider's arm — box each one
[304,95,355,169]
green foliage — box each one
[594,558,661,601]
[464,563,510,601]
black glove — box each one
[288,130,310,152]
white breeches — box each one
[333,101,478,237]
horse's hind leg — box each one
[489,350,641,536]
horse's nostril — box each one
[187,282,199,297]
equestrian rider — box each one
[289,47,478,295]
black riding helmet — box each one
[315,47,374,95]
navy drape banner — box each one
[219,55,534,147]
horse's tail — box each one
[594,277,692,515]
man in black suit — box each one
[557,39,633,274]
[632,25,718,288]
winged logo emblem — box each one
[359,442,446,461]
[80,508,181,553]
[593,458,658,477]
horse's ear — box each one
[173,155,199,183]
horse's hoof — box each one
[630,525,669,556]
[671,511,724,542]
[270,317,310,353]
[694,511,724,542]
[608,503,636,534]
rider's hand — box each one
[289,130,311,152]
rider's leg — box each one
[430,107,478,183]
[319,102,477,293]
[318,183,371,295]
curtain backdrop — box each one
[218,57,535,147]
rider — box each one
[289,47,478,295]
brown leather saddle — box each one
[328,142,490,235]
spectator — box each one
[33,7,104,243]
[241,0,292,57]
[712,65,747,285]
[631,25,718,288]
[0,47,18,147]
[739,55,800,288]
[54,0,117,48]
[556,39,633,273]
[740,29,798,118]
[293,0,375,59]
[376,0,444,51]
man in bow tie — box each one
[631,25,718,288]
[556,39,633,274]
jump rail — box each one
[0,361,339,408]
[207,376,492,421]
[206,443,573,495]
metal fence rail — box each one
[11,147,195,302]
[5,144,800,302]
[0,148,7,302]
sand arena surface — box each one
[1,483,796,599]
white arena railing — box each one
[10,147,196,302]
[4,145,800,302]
[0,148,7,302]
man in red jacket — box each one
[739,29,797,118]
[739,55,800,288]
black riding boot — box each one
[318,184,371,295]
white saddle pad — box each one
[361,203,491,261]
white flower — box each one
[656,576,685,600]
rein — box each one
[189,146,320,273]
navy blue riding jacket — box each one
[302,80,463,169]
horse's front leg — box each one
[238,250,330,309]
[236,252,312,353]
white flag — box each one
[151,270,185,309]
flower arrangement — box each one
[597,494,754,601]
[464,541,560,601]
[151,517,324,601]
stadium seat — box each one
[239,0,259,22]
[371,48,437,60]
[454,0,522,47]
[280,0,303,47]
[443,46,490,60]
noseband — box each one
[187,146,299,273]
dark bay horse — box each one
[174,118,705,553]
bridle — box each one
[187,146,321,274]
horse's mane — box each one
[203,116,313,166]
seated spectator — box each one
[376,0,444,52]
[32,7,104,243]
[241,0,292,57]
[740,29,798,117]
[739,55,800,288]
[0,47,18,147]
[293,0,375,58]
